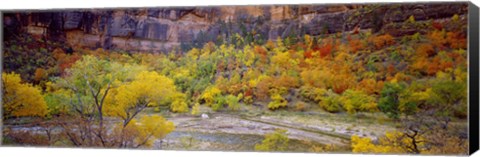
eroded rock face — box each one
[2,2,468,52]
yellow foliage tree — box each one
[105,71,185,126]
[112,115,175,148]
[191,103,200,116]
[268,93,288,110]
[2,72,48,118]
[170,93,189,113]
[304,34,314,50]
[271,51,298,72]
[242,45,257,67]
[201,86,221,106]
[351,131,425,154]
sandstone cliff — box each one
[2,2,468,52]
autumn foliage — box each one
[369,34,395,49]
[2,12,469,154]
[2,72,48,118]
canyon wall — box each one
[2,2,468,52]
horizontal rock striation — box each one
[2,2,468,52]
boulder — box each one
[201,113,209,119]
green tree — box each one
[225,94,240,111]
[43,87,71,116]
[378,82,406,119]
[429,79,467,118]
[319,91,342,113]
[397,82,428,117]
[52,55,143,146]
[255,129,290,151]
[340,89,377,114]
[212,95,226,111]
[51,56,179,148]
[54,55,136,121]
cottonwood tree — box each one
[2,72,48,118]
[111,115,175,148]
[351,130,424,154]
[378,82,406,119]
[51,55,178,148]
[52,55,129,146]
[105,71,186,127]
[103,71,184,147]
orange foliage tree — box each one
[369,34,395,50]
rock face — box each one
[2,2,468,52]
